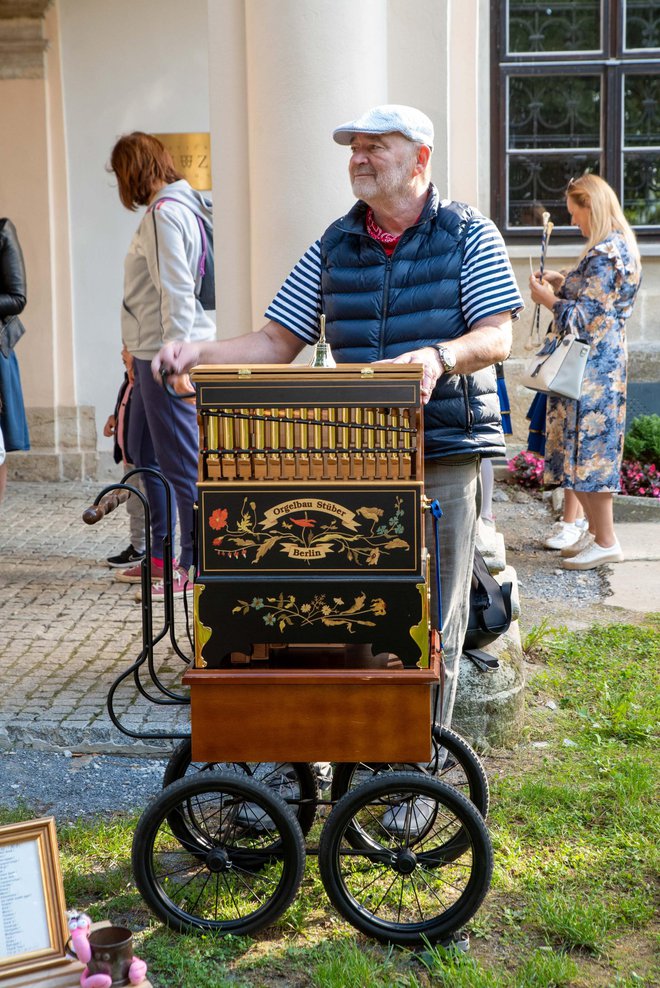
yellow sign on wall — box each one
[153,132,212,191]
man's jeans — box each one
[424,455,480,728]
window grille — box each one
[491,0,660,238]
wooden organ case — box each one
[183,364,439,763]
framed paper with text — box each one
[0,818,68,979]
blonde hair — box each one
[566,174,641,269]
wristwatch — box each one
[434,343,457,374]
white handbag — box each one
[521,333,589,400]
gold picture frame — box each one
[0,818,69,980]
[152,132,212,191]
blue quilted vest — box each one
[319,184,505,460]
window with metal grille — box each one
[491,0,660,239]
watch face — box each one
[437,345,455,370]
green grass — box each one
[414,943,580,987]
[3,620,659,987]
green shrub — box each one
[623,414,660,465]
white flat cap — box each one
[333,104,434,150]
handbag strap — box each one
[529,332,576,378]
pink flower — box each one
[508,450,545,490]
[620,459,660,498]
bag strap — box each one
[429,498,444,634]
[530,331,588,379]
[429,497,445,726]
[148,197,208,281]
[464,648,500,672]
[475,581,512,635]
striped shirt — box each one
[265,206,523,344]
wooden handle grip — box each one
[82,488,131,525]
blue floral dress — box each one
[544,233,640,492]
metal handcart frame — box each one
[83,363,493,947]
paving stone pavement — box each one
[1,481,191,754]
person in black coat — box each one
[0,218,30,503]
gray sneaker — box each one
[234,764,299,832]
[234,802,273,833]
[314,762,333,791]
[380,796,436,838]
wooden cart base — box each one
[183,651,439,763]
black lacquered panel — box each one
[197,379,419,410]
[198,484,423,576]
[195,576,429,668]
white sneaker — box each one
[544,521,582,550]
[560,531,594,558]
[562,539,624,570]
[575,518,589,532]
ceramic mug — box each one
[87,926,134,987]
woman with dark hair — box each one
[530,174,641,570]
[0,217,30,504]
[109,131,215,595]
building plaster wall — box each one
[209,0,390,340]
[0,3,87,481]
[56,0,211,460]
[207,0,251,340]
[447,0,479,205]
[387,0,449,198]
[0,78,55,409]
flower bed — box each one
[507,452,660,500]
[620,460,660,500]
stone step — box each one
[476,526,506,574]
[453,620,525,747]
[494,563,521,621]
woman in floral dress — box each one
[529,174,641,570]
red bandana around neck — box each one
[366,208,401,255]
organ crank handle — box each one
[82,488,130,525]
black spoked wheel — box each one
[330,726,489,820]
[132,772,306,935]
[163,739,319,838]
[318,771,493,946]
[330,727,489,859]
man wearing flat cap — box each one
[154,104,522,736]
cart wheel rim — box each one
[318,771,493,946]
[132,771,306,935]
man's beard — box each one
[351,158,414,201]
[351,172,378,198]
